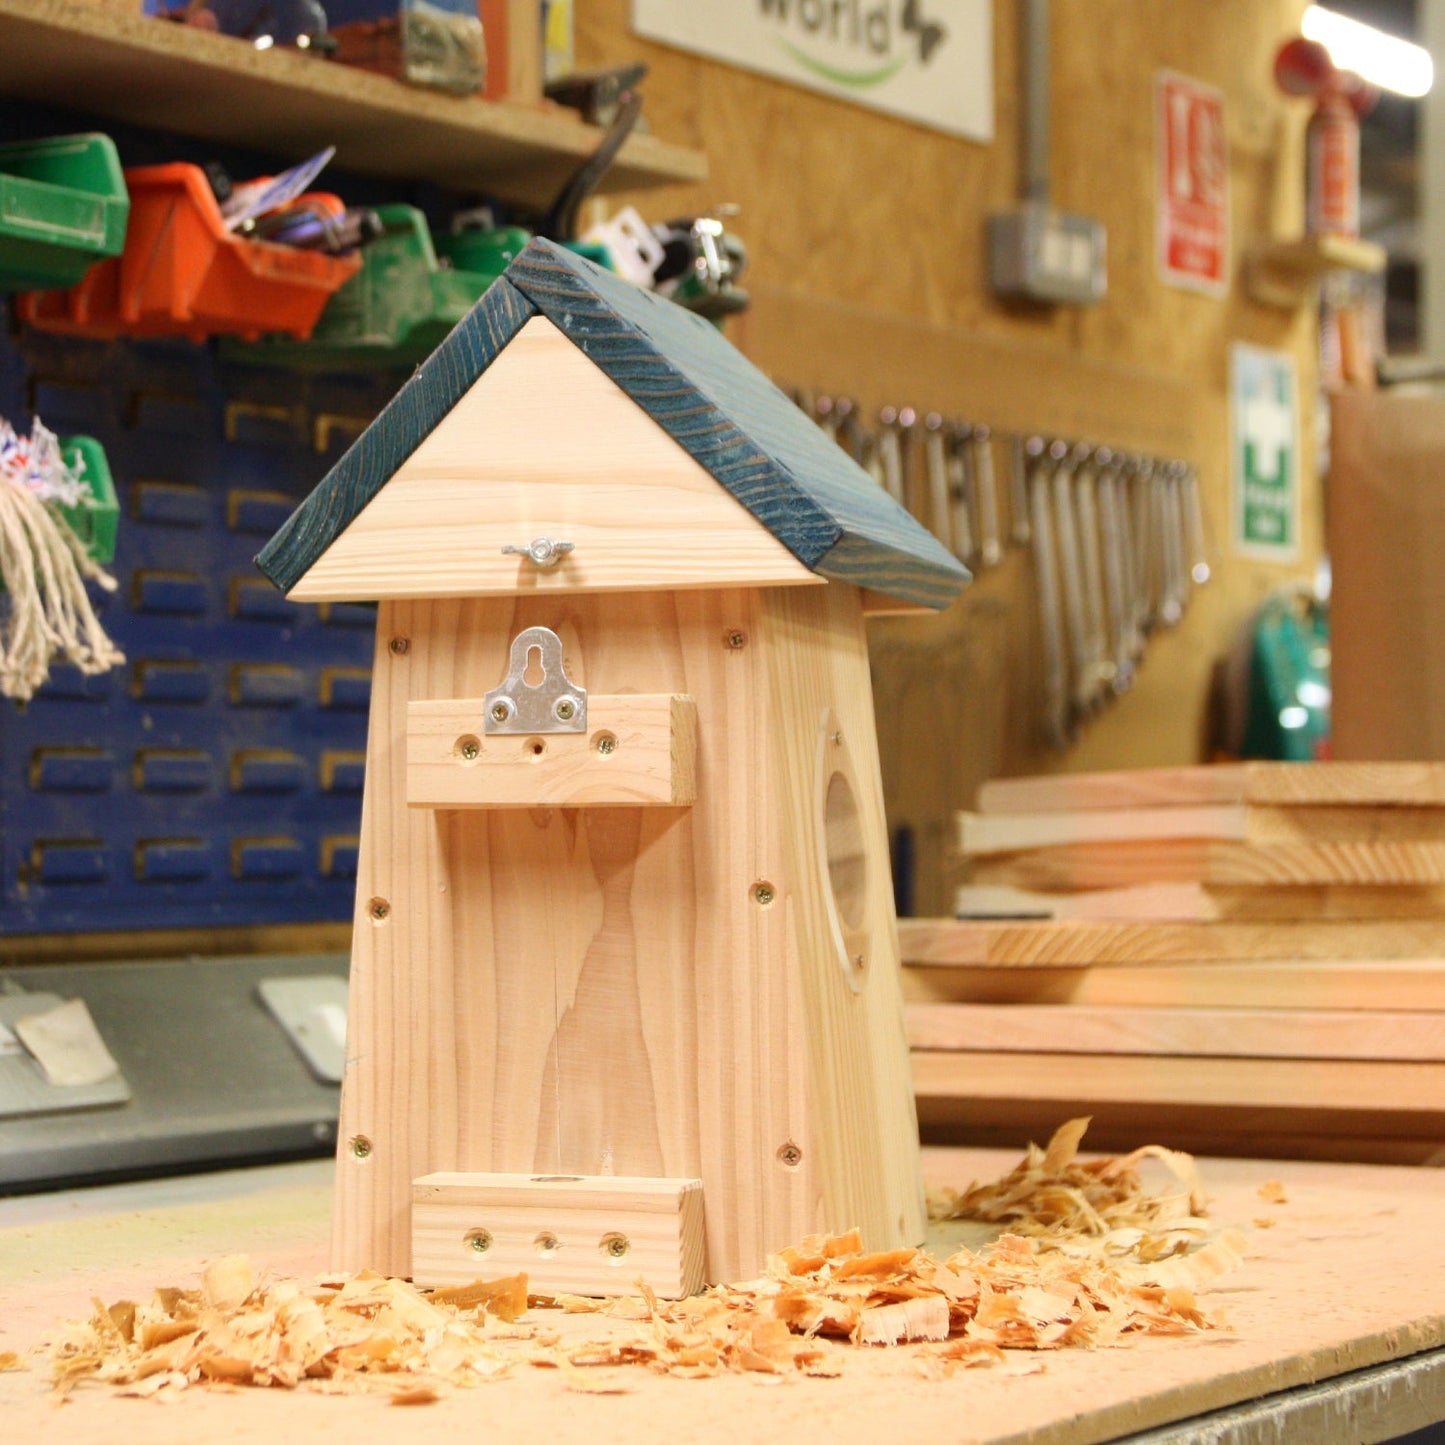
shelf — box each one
[1246,233,1387,309]
[0,1,707,209]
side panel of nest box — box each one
[332,584,923,1288]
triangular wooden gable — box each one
[286,314,817,601]
[257,239,969,610]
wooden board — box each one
[952,881,1445,921]
[334,583,922,1285]
[9,1151,1445,1443]
[959,803,1445,854]
[969,839,1445,890]
[905,1002,1445,1061]
[410,1172,705,1298]
[898,916,1445,966]
[287,316,822,602]
[976,762,1445,813]
[902,959,1445,1011]
[912,1050,1445,1130]
[406,694,698,808]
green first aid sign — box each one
[1230,342,1299,560]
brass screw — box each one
[349,1135,373,1160]
[725,629,747,649]
[388,636,409,656]
[596,733,617,756]
[554,697,577,721]
[467,1230,492,1254]
[777,1142,803,1168]
[602,1233,630,1259]
[490,701,511,724]
[369,898,390,921]
[534,1232,559,1256]
[459,738,480,760]
[752,881,776,907]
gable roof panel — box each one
[257,239,969,609]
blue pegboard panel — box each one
[1,321,400,937]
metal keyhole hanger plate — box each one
[484,625,587,734]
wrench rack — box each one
[789,388,1213,750]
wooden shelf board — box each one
[1247,233,1387,308]
[0,0,707,207]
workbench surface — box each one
[2,1148,1443,1445]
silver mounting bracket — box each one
[484,625,587,735]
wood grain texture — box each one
[256,276,538,595]
[333,585,921,1283]
[410,1172,705,1297]
[263,239,968,609]
[905,1002,1445,1061]
[901,958,1445,1011]
[407,694,697,808]
[504,242,969,609]
[959,804,1445,855]
[969,839,1445,890]
[953,881,1445,921]
[899,916,1445,966]
[912,1050,1445,1126]
[284,315,821,601]
[976,762,1445,813]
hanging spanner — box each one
[923,412,953,555]
[1028,438,1070,749]
[1050,439,1094,720]
[1094,448,1134,695]
[948,421,977,567]
[971,423,1003,568]
[1073,445,1113,706]
[1008,431,1031,547]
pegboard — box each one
[1,319,397,937]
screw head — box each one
[467,1229,492,1254]
[595,733,617,755]
[369,898,390,921]
[534,1232,559,1256]
[601,1232,630,1260]
[725,630,747,650]
[777,1142,803,1168]
[459,737,480,760]
[752,881,776,907]
[490,701,512,724]
[554,697,577,721]
[388,636,409,656]
[349,1135,373,1160]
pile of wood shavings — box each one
[929,1116,1243,1272]
[43,1124,1245,1402]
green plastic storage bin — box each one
[0,134,129,292]
[57,436,119,565]
[226,205,503,371]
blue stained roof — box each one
[257,238,969,609]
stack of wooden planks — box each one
[903,762,1445,1164]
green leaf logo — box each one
[777,38,908,88]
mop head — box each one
[0,418,124,703]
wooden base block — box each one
[406,694,697,807]
[411,1172,706,1298]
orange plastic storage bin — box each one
[18,163,360,343]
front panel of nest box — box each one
[332,584,923,1285]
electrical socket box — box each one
[988,202,1107,306]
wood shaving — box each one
[929,1116,1215,1264]
[42,1127,1246,1403]
[1258,1179,1288,1204]
[0,1351,23,1372]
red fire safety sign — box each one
[1156,70,1229,294]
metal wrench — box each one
[923,412,953,555]
[971,423,1003,568]
[1027,438,1070,749]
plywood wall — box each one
[578,0,1321,913]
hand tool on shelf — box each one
[877,405,913,511]
[1049,439,1094,721]
[1072,444,1112,707]
[1094,448,1135,695]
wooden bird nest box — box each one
[257,238,969,1296]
